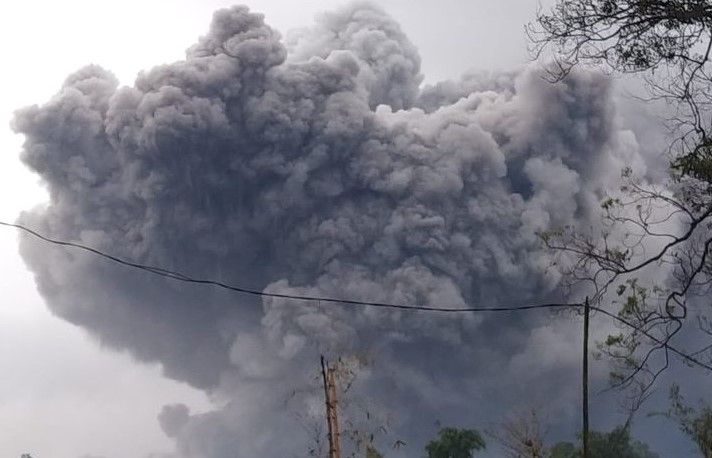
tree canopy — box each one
[549,426,660,458]
[425,427,486,458]
[532,1,712,182]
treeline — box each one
[413,424,657,458]
[359,386,711,458]
[367,420,703,458]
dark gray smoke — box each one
[12,3,656,456]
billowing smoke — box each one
[12,3,655,456]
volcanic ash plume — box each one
[12,3,652,456]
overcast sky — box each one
[0,2,547,457]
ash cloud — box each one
[12,3,656,457]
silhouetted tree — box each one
[529,0,712,160]
[531,0,712,408]
[425,427,486,458]
[489,409,547,458]
[549,425,659,458]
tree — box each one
[425,427,486,458]
[490,409,547,458]
[538,172,712,408]
[292,355,395,458]
[529,0,712,165]
[530,0,712,407]
[549,425,660,458]
[548,442,577,458]
[660,384,712,457]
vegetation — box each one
[531,0,712,410]
[420,421,660,458]
[549,426,659,458]
[659,385,712,457]
[489,410,547,458]
[365,445,384,458]
[425,427,486,458]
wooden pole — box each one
[582,297,590,458]
[321,356,341,458]
[328,365,341,457]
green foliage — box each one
[693,411,712,458]
[672,139,712,188]
[532,0,712,421]
[365,445,384,458]
[664,385,712,457]
[548,441,577,458]
[601,196,622,211]
[548,426,659,458]
[425,427,486,458]
[615,279,648,318]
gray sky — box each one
[0,2,545,457]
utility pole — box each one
[582,297,590,458]
[321,355,341,458]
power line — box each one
[2,219,711,373]
[0,221,577,314]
